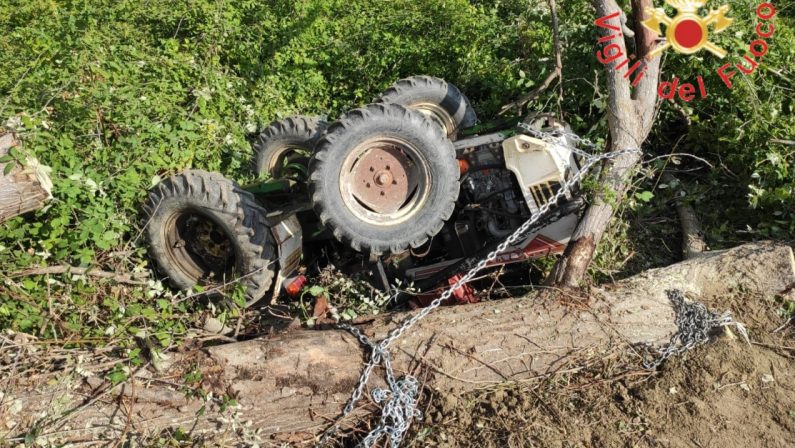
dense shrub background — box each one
[0,0,792,339]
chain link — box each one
[318,127,641,448]
[642,289,749,370]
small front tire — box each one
[252,115,327,179]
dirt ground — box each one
[407,293,795,448]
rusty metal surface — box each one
[347,144,416,214]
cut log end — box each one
[0,133,51,223]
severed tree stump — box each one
[0,133,51,223]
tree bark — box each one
[549,0,661,287]
[663,172,708,259]
[3,242,793,446]
[0,133,51,223]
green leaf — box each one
[103,230,119,240]
[635,191,654,203]
[3,163,14,175]
[308,285,325,296]
[107,368,128,386]
[129,348,143,365]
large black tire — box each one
[143,170,277,306]
[309,103,459,255]
[252,115,327,179]
[376,75,478,139]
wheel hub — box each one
[167,214,235,282]
[348,144,416,215]
[374,170,393,186]
[412,102,456,137]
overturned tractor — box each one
[144,76,584,306]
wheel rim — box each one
[163,210,237,285]
[339,137,431,226]
[265,145,310,179]
[410,102,456,137]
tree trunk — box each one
[663,172,708,259]
[549,0,661,286]
[0,133,51,223]
[3,242,793,446]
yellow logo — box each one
[642,0,733,58]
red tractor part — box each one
[409,274,477,309]
[284,275,307,297]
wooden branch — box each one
[549,0,564,117]
[662,173,708,260]
[4,242,793,445]
[498,0,563,115]
[549,0,662,286]
[7,265,150,285]
[676,200,708,259]
[630,0,661,131]
[0,133,51,223]
[498,71,559,115]
[631,0,657,60]
[596,0,632,120]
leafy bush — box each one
[0,0,548,340]
[648,0,795,240]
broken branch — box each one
[499,0,563,115]
[8,265,150,285]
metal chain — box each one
[643,289,749,370]
[318,127,640,448]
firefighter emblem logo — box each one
[642,0,733,58]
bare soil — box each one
[408,293,795,448]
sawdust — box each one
[409,293,795,447]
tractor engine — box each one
[439,118,579,261]
[439,140,530,259]
[463,170,524,238]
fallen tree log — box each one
[0,133,51,223]
[1,242,793,446]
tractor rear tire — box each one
[376,75,477,139]
[143,170,277,306]
[252,115,327,179]
[309,103,459,255]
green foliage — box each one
[106,363,129,386]
[645,0,795,240]
[778,294,795,321]
[0,0,538,341]
[294,266,400,325]
[0,0,541,271]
